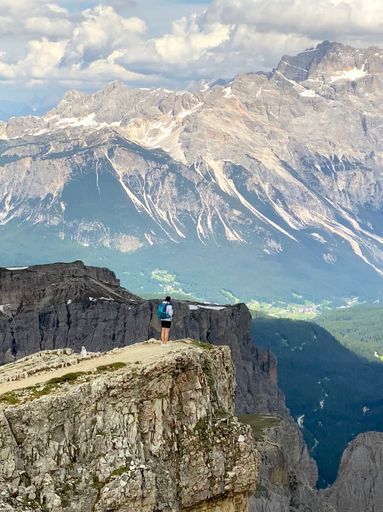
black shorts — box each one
[161,320,171,328]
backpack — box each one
[157,302,170,320]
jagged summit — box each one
[274,40,383,85]
[1,42,383,302]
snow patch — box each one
[188,304,226,311]
[264,239,283,255]
[205,158,296,241]
[51,113,121,131]
[222,86,234,98]
[310,233,326,244]
[144,233,154,246]
[330,67,367,83]
[300,89,316,98]
[177,102,203,120]
[323,253,336,264]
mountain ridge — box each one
[1,40,383,302]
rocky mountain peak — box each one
[58,89,88,108]
[100,80,130,95]
[1,43,383,302]
[275,40,383,86]
[320,432,383,511]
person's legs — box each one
[161,327,164,343]
[164,327,170,344]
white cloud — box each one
[24,16,73,37]
[62,6,147,65]
[0,61,16,80]
[0,16,13,33]
[1,0,383,103]
[204,0,383,39]
[154,15,231,64]
[20,39,67,78]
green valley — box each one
[251,315,383,488]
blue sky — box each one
[0,0,382,112]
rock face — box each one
[0,261,284,416]
[250,419,319,512]
[0,261,139,315]
[0,261,320,511]
[1,262,381,512]
[1,41,383,302]
[0,342,259,511]
[320,432,383,512]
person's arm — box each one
[167,304,173,319]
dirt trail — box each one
[0,341,191,397]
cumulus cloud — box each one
[0,0,72,37]
[0,3,152,88]
[204,0,383,39]
[1,0,383,101]
[62,6,146,65]
[121,0,383,82]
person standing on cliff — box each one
[157,296,173,347]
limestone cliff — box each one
[319,432,383,512]
[0,262,319,511]
[0,341,258,511]
[0,261,284,415]
[249,418,319,512]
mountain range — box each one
[1,40,383,303]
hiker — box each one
[157,296,173,347]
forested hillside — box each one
[316,306,383,360]
[251,315,383,487]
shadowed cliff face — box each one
[0,261,283,415]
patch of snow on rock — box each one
[300,89,316,98]
[330,67,367,82]
[188,304,226,311]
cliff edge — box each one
[0,340,259,512]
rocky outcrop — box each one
[0,261,137,312]
[249,418,319,512]
[0,262,323,512]
[0,342,258,511]
[0,261,284,416]
[319,432,383,512]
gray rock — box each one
[0,261,318,511]
[0,261,284,417]
[0,343,259,511]
[320,432,383,512]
